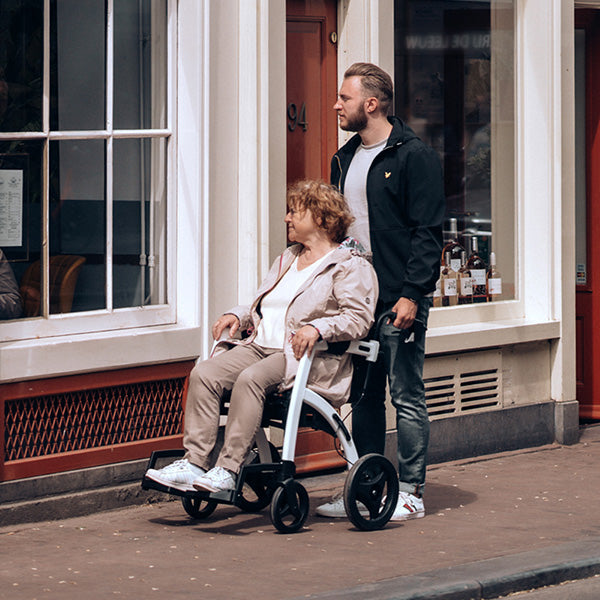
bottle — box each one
[487,251,502,301]
[466,237,487,303]
[441,252,458,306]
[433,267,443,308]
[458,250,473,304]
[441,218,464,273]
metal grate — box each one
[4,378,185,461]
[424,350,502,418]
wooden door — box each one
[576,11,600,419]
[286,0,343,472]
[286,0,338,185]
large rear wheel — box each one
[344,454,398,531]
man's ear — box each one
[364,96,379,114]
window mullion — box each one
[41,0,51,318]
[106,0,114,312]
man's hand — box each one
[390,297,417,330]
[291,325,320,360]
[212,313,241,340]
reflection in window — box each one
[395,0,515,304]
[0,0,170,323]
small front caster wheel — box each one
[270,480,309,533]
[181,496,218,520]
[238,442,280,513]
[344,453,399,531]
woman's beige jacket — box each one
[219,243,378,407]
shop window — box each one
[394,0,515,307]
[0,0,171,328]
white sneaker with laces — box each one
[193,466,237,493]
[316,492,369,518]
[390,490,425,521]
[145,458,205,492]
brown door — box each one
[576,11,600,419]
[286,0,338,184]
[286,0,344,472]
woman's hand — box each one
[212,313,241,341]
[291,325,320,360]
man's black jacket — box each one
[331,116,445,305]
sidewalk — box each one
[1,425,600,600]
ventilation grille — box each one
[424,350,502,418]
[4,378,185,461]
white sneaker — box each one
[390,491,425,521]
[145,458,205,492]
[193,466,237,493]
[316,492,369,518]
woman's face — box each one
[285,204,319,243]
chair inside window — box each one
[19,255,86,317]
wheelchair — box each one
[141,313,399,533]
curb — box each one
[0,468,345,529]
[288,538,600,600]
[0,481,171,528]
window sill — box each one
[0,325,203,383]
[426,319,561,355]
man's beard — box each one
[341,105,368,132]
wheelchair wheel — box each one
[238,442,280,513]
[181,496,218,520]
[270,480,309,534]
[343,453,399,531]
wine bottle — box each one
[466,237,487,303]
[433,267,443,308]
[441,218,464,273]
[441,252,458,306]
[487,251,502,301]
[458,250,473,304]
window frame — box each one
[0,0,177,344]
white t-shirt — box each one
[343,138,387,252]
[254,251,334,349]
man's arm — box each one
[400,145,445,303]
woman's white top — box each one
[254,250,334,349]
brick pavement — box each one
[1,425,600,600]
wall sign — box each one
[0,168,23,247]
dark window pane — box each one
[114,0,167,130]
[50,0,106,131]
[395,0,514,301]
[113,137,166,308]
[0,140,43,317]
[49,139,106,312]
[0,0,43,133]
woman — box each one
[146,180,378,493]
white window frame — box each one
[0,0,208,382]
[0,0,176,344]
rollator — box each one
[141,313,399,533]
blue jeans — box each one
[351,298,432,497]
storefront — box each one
[0,0,579,490]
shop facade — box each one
[0,0,581,489]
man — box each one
[317,63,445,521]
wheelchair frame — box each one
[141,318,399,533]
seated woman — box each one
[145,180,378,493]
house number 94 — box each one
[288,102,308,132]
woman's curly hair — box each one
[287,180,354,243]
